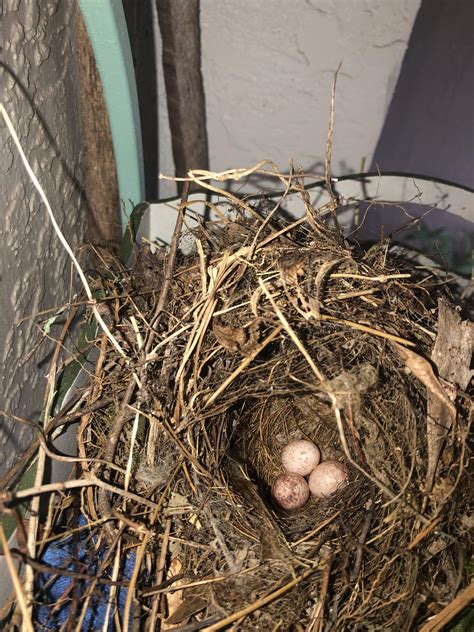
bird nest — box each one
[3,168,472,631]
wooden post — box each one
[156,0,209,192]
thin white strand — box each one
[0,103,126,358]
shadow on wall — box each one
[371,0,474,189]
[362,0,474,276]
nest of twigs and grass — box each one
[1,166,473,631]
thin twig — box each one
[0,526,34,632]
[319,314,416,347]
[258,279,326,383]
[204,325,284,407]
[324,62,342,232]
[419,581,474,632]
[204,567,318,631]
[148,518,172,630]
[146,181,190,351]
[2,476,159,510]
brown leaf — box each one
[165,594,208,626]
[392,343,456,418]
[277,251,306,284]
[230,475,295,564]
[392,342,457,493]
[212,319,246,352]
[163,558,185,630]
[212,318,260,354]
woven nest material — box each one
[10,169,472,630]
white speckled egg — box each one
[308,461,348,498]
[281,439,321,476]
[272,473,310,510]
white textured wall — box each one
[158,0,420,198]
[0,1,87,477]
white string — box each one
[0,103,126,358]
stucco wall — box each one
[157,0,421,198]
[0,1,88,477]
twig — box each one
[9,548,128,588]
[96,377,137,531]
[0,526,34,632]
[349,497,374,582]
[24,303,70,617]
[122,531,152,632]
[419,581,474,632]
[204,325,284,407]
[249,162,295,257]
[258,279,326,383]
[75,527,126,631]
[309,546,333,632]
[407,517,442,551]
[203,567,318,631]
[324,62,342,232]
[332,406,429,525]
[181,161,293,235]
[146,181,190,351]
[124,410,141,492]
[292,512,341,547]
[101,540,122,632]
[1,476,159,510]
[319,314,416,347]
[148,518,172,631]
[205,506,237,573]
[0,409,127,473]
[330,272,411,282]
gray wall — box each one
[151,0,472,273]
[157,0,421,198]
[0,1,88,477]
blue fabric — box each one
[35,516,136,631]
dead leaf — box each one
[212,319,247,352]
[392,342,457,494]
[165,594,208,626]
[212,318,261,353]
[393,343,456,415]
[309,256,348,321]
[230,475,295,565]
[163,558,186,631]
[277,251,306,284]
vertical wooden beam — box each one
[74,3,121,244]
[156,0,209,191]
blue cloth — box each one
[35,516,136,631]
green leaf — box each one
[446,605,474,631]
[0,458,38,545]
[118,202,149,265]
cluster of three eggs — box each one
[272,439,348,510]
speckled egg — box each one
[281,439,321,476]
[308,461,348,498]
[272,473,310,510]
